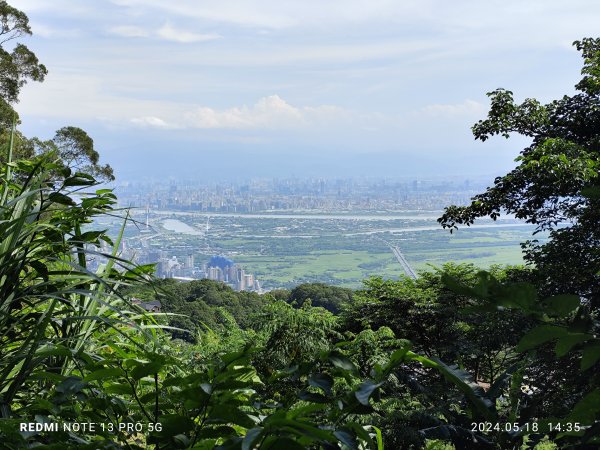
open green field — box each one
[116,211,542,289]
[227,228,532,288]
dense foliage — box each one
[438,38,600,308]
[287,283,354,314]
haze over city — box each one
[15,0,600,181]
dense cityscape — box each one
[83,176,533,292]
[115,176,490,213]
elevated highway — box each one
[376,237,418,279]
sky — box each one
[13,0,600,182]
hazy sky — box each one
[14,1,600,181]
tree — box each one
[32,126,115,181]
[0,0,47,128]
[0,2,115,181]
[288,282,354,314]
[438,38,600,307]
[345,265,529,384]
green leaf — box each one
[499,282,538,311]
[542,294,581,317]
[208,405,257,429]
[581,341,600,371]
[554,333,592,357]
[409,353,495,420]
[516,325,567,352]
[242,427,263,450]
[130,356,165,380]
[55,376,87,395]
[71,171,96,181]
[329,351,357,373]
[354,380,382,406]
[29,260,49,280]
[151,414,195,438]
[30,371,67,384]
[48,192,76,206]
[174,434,191,447]
[308,373,333,395]
[264,418,333,441]
[486,364,519,401]
[298,391,329,403]
[368,425,384,450]
[196,426,237,439]
[441,274,482,298]
[104,383,133,395]
[35,344,72,358]
[63,175,96,187]
[83,368,123,382]
[380,345,411,377]
[287,404,327,419]
[70,230,105,244]
[221,348,250,366]
[345,422,377,448]
[567,389,600,423]
[334,429,358,450]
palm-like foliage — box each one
[0,135,152,419]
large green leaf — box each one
[55,376,87,395]
[409,353,495,420]
[517,325,567,352]
[308,373,333,395]
[150,414,195,439]
[329,351,358,373]
[568,389,600,423]
[208,404,257,429]
[83,367,123,382]
[130,356,165,380]
[581,342,600,371]
[334,429,358,450]
[554,333,592,357]
[242,427,263,450]
[354,380,382,406]
[542,294,581,317]
[298,391,329,403]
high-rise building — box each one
[243,274,254,291]
[208,266,222,281]
[228,265,237,282]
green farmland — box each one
[119,211,541,289]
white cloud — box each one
[130,116,177,129]
[109,25,149,38]
[107,22,221,43]
[183,95,353,129]
[19,73,358,131]
[157,22,221,43]
[185,95,303,128]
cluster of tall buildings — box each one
[141,252,260,292]
[156,253,195,279]
[204,256,261,292]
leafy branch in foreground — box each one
[0,147,152,424]
[443,270,600,448]
[438,38,600,308]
